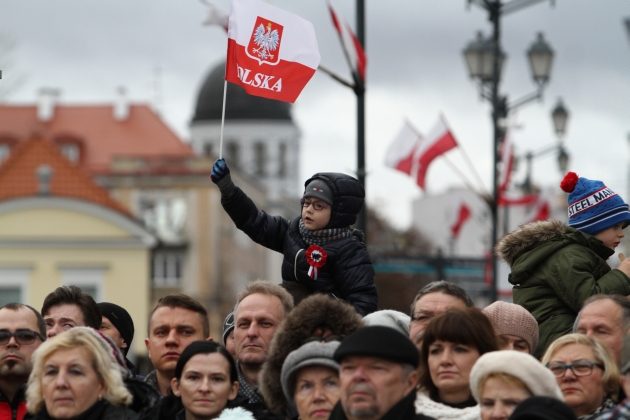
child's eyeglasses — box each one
[301,199,329,211]
[0,329,45,345]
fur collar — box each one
[496,220,570,265]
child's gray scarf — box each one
[298,219,352,246]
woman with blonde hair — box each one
[26,326,137,419]
[469,350,563,420]
[542,333,619,419]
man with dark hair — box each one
[0,303,45,420]
[144,293,209,396]
[408,280,473,348]
[41,285,101,338]
[574,294,630,366]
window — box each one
[60,267,104,301]
[226,142,240,169]
[152,251,184,287]
[254,142,266,176]
[0,268,29,306]
[203,142,213,157]
[60,143,80,163]
[278,143,287,177]
[0,144,10,163]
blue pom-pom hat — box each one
[561,171,630,235]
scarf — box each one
[298,219,352,246]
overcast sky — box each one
[3,0,629,229]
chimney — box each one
[36,164,53,195]
[114,86,129,121]
[37,87,60,122]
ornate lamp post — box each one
[462,0,554,302]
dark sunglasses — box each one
[0,329,44,345]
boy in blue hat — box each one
[211,158,377,315]
[497,171,630,358]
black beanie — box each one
[509,396,577,420]
[334,325,419,367]
[97,302,134,356]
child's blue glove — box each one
[211,158,235,195]
[211,158,230,183]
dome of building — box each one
[192,62,293,122]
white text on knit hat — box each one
[568,187,616,217]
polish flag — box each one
[498,132,514,194]
[415,115,458,190]
[498,192,539,206]
[327,1,367,82]
[384,120,421,176]
[450,203,471,238]
[226,0,320,103]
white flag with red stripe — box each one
[226,0,320,103]
[415,115,458,190]
[327,1,367,82]
[384,120,421,176]
[498,131,514,194]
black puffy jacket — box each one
[220,172,377,315]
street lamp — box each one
[463,0,554,302]
[551,98,569,139]
[522,100,571,193]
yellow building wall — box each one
[0,206,151,356]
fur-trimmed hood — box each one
[260,294,363,416]
[496,220,570,265]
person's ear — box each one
[228,381,239,401]
[171,377,181,397]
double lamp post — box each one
[462,0,558,301]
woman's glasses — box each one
[0,329,45,345]
[546,359,604,377]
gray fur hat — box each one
[280,340,340,407]
[362,309,410,337]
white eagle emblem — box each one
[246,17,283,65]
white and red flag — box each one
[384,120,421,176]
[226,0,320,103]
[327,1,367,82]
[450,202,471,238]
[415,115,458,190]
[498,131,514,194]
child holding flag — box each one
[497,171,630,357]
[211,158,377,315]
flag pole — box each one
[218,80,228,159]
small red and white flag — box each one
[415,115,458,190]
[327,1,367,82]
[384,120,421,176]
[450,202,471,238]
[226,0,320,103]
[498,131,514,194]
[498,191,539,206]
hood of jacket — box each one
[496,219,614,285]
[303,173,364,229]
[259,294,363,415]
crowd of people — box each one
[1,280,630,420]
[1,167,630,419]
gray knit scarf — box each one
[299,219,352,246]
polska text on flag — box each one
[226,0,320,103]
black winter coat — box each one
[220,174,377,315]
